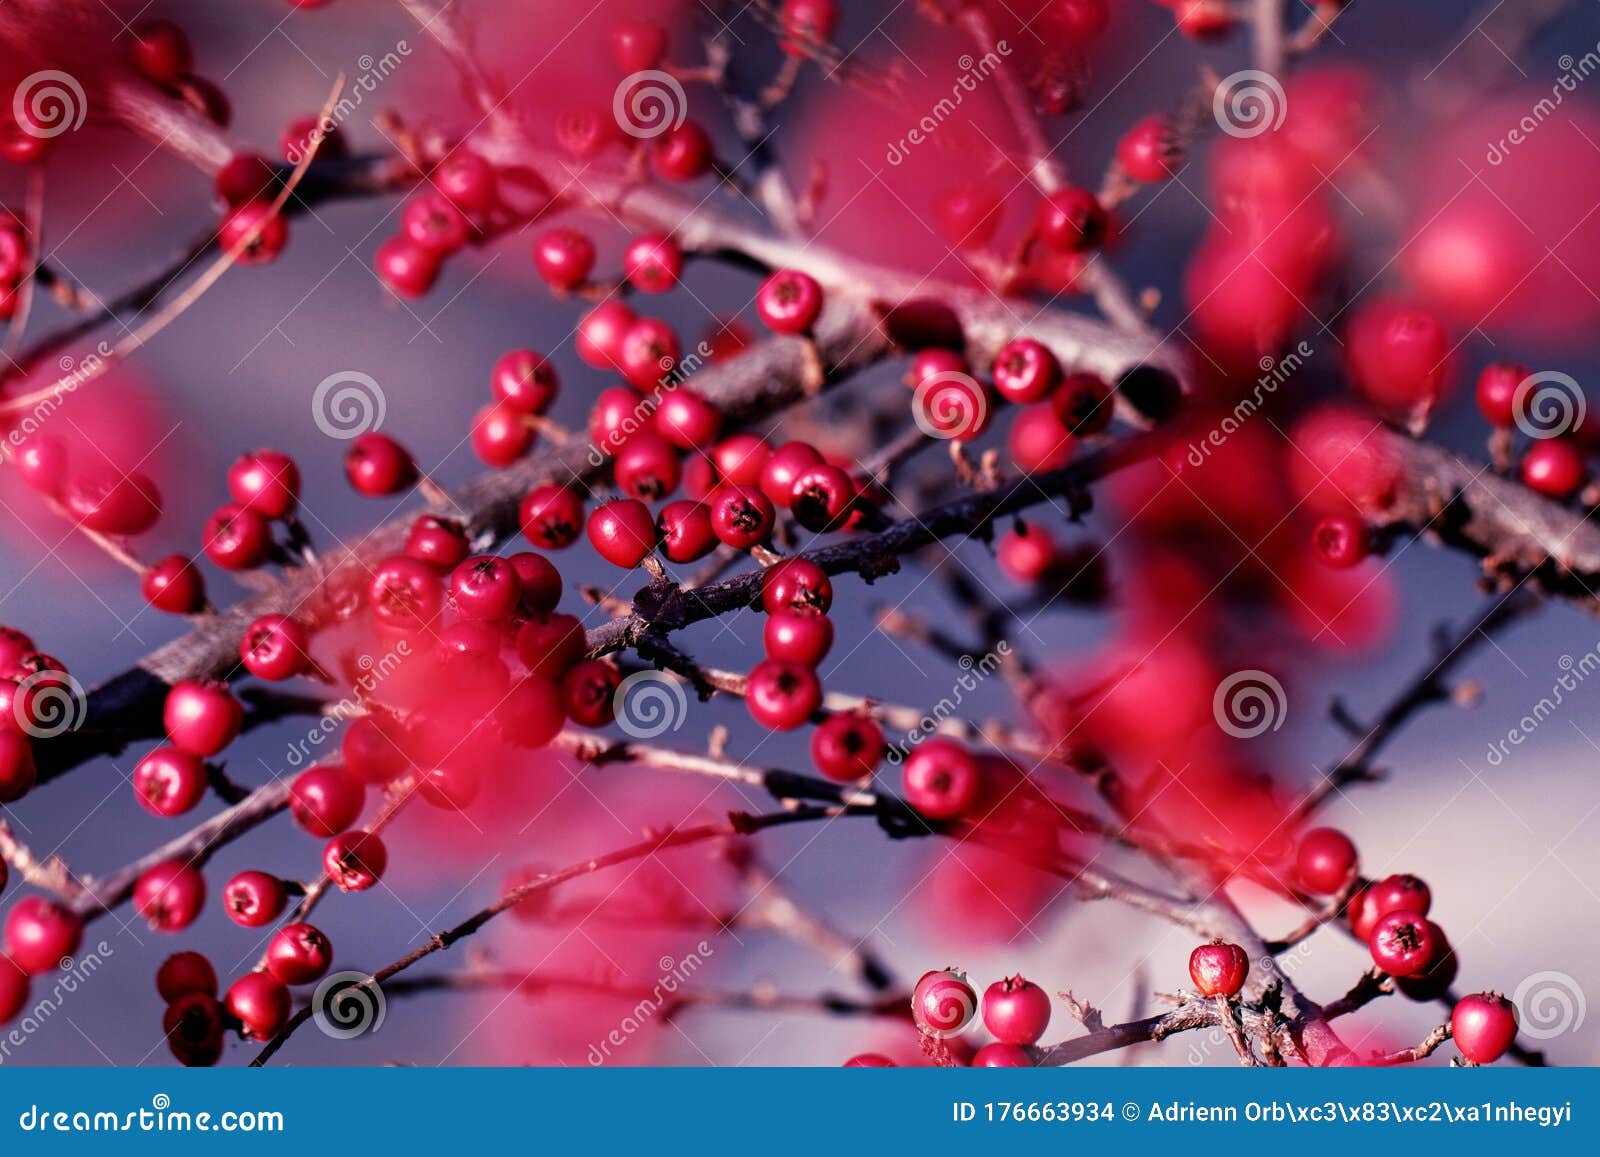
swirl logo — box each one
[313,971,387,1040]
[613,671,689,740]
[1511,971,1585,1040]
[312,370,387,440]
[912,969,977,1039]
[11,670,87,738]
[151,1094,171,1112]
[911,371,988,441]
[1213,669,1287,739]
[613,70,687,139]
[13,71,87,139]
[1513,371,1586,440]
[1213,70,1287,139]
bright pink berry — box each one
[587,499,658,568]
[508,552,563,616]
[62,468,162,536]
[495,676,566,748]
[811,714,885,782]
[4,896,82,974]
[156,952,216,1002]
[227,971,291,1040]
[0,732,36,805]
[133,746,208,818]
[289,765,365,837]
[240,613,310,681]
[1008,404,1076,473]
[142,555,206,615]
[344,432,418,496]
[762,558,833,614]
[1032,187,1106,253]
[1117,114,1179,182]
[623,232,684,293]
[560,659,622,728]
[973,1042,1033,1066]
[491,350,558,414]
[746,659,822,730]
[756,270,824,336]
[655,389,722,451]
[203,503,273,570]
[130,20,193,84]
[1521,439,1586,499]
[1369,910,1442,977]
[652,121,715,181]
[215,152,279,207]
[710,485,776,549]
[1048,0,1109,42]
[324,830,387,892]
[842,1053,895,1067]
[404,515,470,571]
[471,401,535,467]
[532,227,596,292]
[997,526,1058,584]
[449,555,523,621]
[134,860,207,932]
[12,436,68,498]
[619,317,682,391]
[982,974,1052,1044]
[1311,513,1369,569]
[1451,993,1518,1064]
[613,431,682,500]
[576,301,636,369]
[902,738,980,821]
[219,202,288,264]
[401,192,470,256]
[1188,941,1250,997]
[764,609,833,666]
[228,449,300,519]
[266,923,333,985]
[610,19,669,72]
[341,716,411,786]
[1475,363,1529,429]
[224,870,288,928]
[374,235,440,298]
[433,151,498,215]
[1345,300,1454,422]
[993,338,1062,404]
[0,957,24,1025]
[712,434,773,486]
[368,554,444,631]
[657,501,716,563]
[1294,828,1357,894]
[164,680,242,757]
[781,0,840,49]
[520,484,585,550]
[788,464,856,532]
[761,441,825,505]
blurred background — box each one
[1,0,1598,1067]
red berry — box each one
[1117,114,1179,183]
[972,1042,1033,1066]
[266,922,333,985]
[0,957,24,1025]
[1345,300,1454,423]
[520,484,585,550]
[164,992,224,1066]
[611,19,669,72]
[401,192,469,255]
[623,232,684,293]
[341,716,411,786]
[368,554,444,631]
[141,555,205,615]
[902,738,980,821]
[1032,188,1106,253]
[1048,0,1109,42]
[652,122,715,181]
[131,20,193,84]
[62,468,162,535]
[843,1053,895,1067]
[1521,439,1586,499]
[1369,873,1432,919]
[619,317,682,391]
[993,339,1062,405]
[781,0,839,49]
[576,301,636,369]
[587,499,658,567]
[1475,363,1529,429]
[156,952,216,1002]
[472,402,535,467]
[1188,941,1250,997]
[281,114,344,162]
[764,609,833,666]
[164,680,242,757]
[614,431,682,500]
[911,968,977,1036]
[3,896,82,974]
[134,860,206,932]
[1451,993,1518,1064]
[508,552,563,615]
[240,613,310,681]
[1052,372,1114,436]
[0,731,36,805]
[433,151,498,215]
[224,870,287,928]
[1368,910,1441,977]
[762,558,833,614]
[657,501,716,563]
[756,270,824,336]
[932,183,1002,248]
[982,975,1052,1044]
[324,830,387,891]
[344,432,418,496]
[133,746,208,817]
[1174,0,1232,39]
[491,350,558,414]
[559,659,622,728]
[228,449,300,519]
[746,659,822,730]
[404,515,470,571]
[710,485,775,549]
[449,555,523,621]
[761,441,825,506]
[495,676,566,748]
[1311,513,1369,569]
[1294,828,1357,894]
[219,202,288,264]
[202,502,272,570]
[997,526,1059,584]
[532,227,596,292]
[289,765,365,837]
[12,435,67,497]
[811,714,885,782]
[227,971,291,1040]
[1008,404,1077,473]
[788,464,856,532]
[374,235,440,298]
[515,612,587,677]
[215,152,279,207]
[556,103,621,159]
[711,434,773,486]
[656,389,723,453]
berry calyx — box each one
[202,503,273,570]
[1368,910,1441,978]
[520,484,585,550]
[1311,514,1369,569]
[710,485,776,549]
